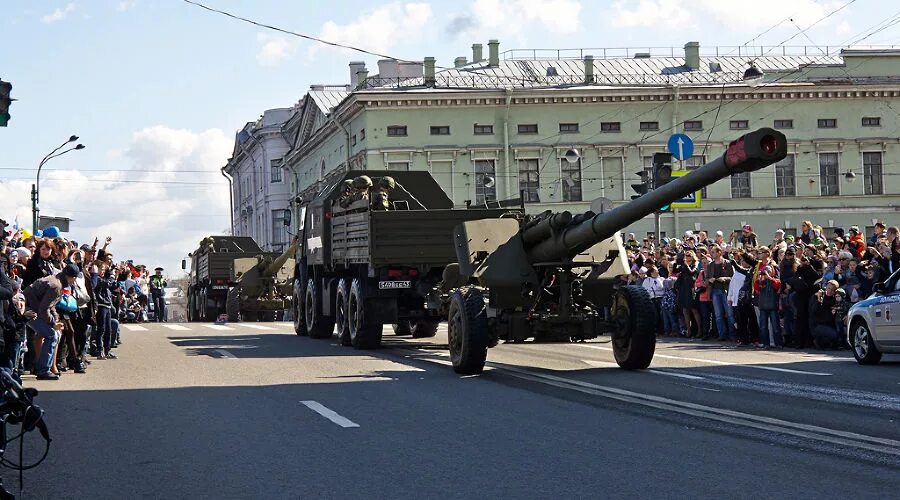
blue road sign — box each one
[667,133,694,161]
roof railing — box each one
[500,45,900,60]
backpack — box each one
[57,290,78,313]
[73,274,91,307]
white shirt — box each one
[642,276,665,299]
[727,272,746,306]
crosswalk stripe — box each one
[122,324,147,331]
[162,325,191,331]
[236,324,273,330]
[201,324,234,331]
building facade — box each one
[223,107,295,252]
[281,41,900,241]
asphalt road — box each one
[15,321,900,499]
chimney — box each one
[349,61,366,87]
[454,56,468,68]
[684,41,700,70]
[583,55,594,84]
[488,39,500,67]
[355,67,369,88]
[472,43,483,63]
[424,57,436,86]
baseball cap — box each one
[63,263,80,278]
[742,224,752,233]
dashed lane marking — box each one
[236,324,274,330]
[577,344,833,376]
[162,325,191,331]
[582,360,706,381]
[121,324,147,331]
[214,349,236,359]
[201,325,234,331]
[300,401,360,428]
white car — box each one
[847,271,900,364]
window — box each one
[863,151,884,195]
[385,161,409,171]
[730,172,751,198]
[387,125,407,137]
[474,124,493,135]
[818,118,837,129]
[862,117,881,127]
[474,159,497,206]
[559,123,579,133]
[775,155,796,197]
[685,156,708,198]
[600,122,621,133]
[359,129,366,140]
[350,135,357,146]
[729,120,749,130]
[270,158,282,183]
[518,124,538,134]
[561,158,582,202]
[518,159,540,203]
[271,210,286,246]
[430,125,450,135]
[639,121,659,131]
[819,153,839,196]
[774,119,793,129]
[684,120,703,131]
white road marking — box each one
[300,401,360,428]
[162,324,190,331]
[577,344,832,376]
[121,324,147,331]
[201,324,234,331]
[214,349,236,359]
[237,324,273,330]
[647,369,706,381]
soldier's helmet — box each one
[378,176,396,190]
[342,179,353,189]
[352,175,373,189]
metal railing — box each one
[500,45,900,61]
[358,72,750,90]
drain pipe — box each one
[504,89,513,199]
[331,115,352,170]
[221,166,234,235]
[671,85,681,238]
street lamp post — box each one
[32,135,85,232]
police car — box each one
[847,271,900,364]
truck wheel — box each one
[186,291,194,322]
[448,288,489,375]
[305,278,335,339]
[411,320,440,339]
[611,285,656,370]
[225,288,241,322]
[348,278,382,349]
[851,319,882,365]
[391,321,412,336]
[293,288,306,336]
[335,279,351,346]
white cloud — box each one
[309,2,433,58]
[116,1,137,12]
[0,126,232,274]
[609,0,844,32]
[256,33,292,67]
[41,3,77,24]
[447,0,583,42]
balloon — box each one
[42,226,60,238]
[34,230,43,238]
[20,229,31,240]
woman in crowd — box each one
[674,250,701,337]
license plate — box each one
[379,281,411,289]
[211,285,228,290]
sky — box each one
[1,0,897,274]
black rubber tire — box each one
[293,287,306,336]
[225,288,241,322]
[305,278,335,339]
[851,319,882,365]
[448,287,489,375]
[410,319,440,339]
[611,285,657,369]
[257,311,276,322]
[186,291,195,322]
[392,321,412,336]
[335,279,351,346]
[348,278,382,349]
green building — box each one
[280,41,900,241]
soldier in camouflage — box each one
[337,179,355,208]
[349,175,372,205]
[371,176,395,211]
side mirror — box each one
[181,259,186,270]
[874,282,887,294]
[283,209,292,227]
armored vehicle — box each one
[293,170,519,347]
[225,239,297,322]
[443,128,788,374]
[184,236,284,321]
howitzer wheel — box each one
[225,288,241,322]
[611,285,656,369]
[410,319,440,339]
[348,278,382,349]
[305,278,335,339]
[335,279,351,346]
[448,287,489,375]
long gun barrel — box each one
[527,128,787,263]
[264,239,299,276]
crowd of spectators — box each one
[626,220,900,350]
[0,220,166,381]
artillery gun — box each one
[444,128,788,374]
[225,239,298,322]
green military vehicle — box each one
[184,236,287,322]
[293,170,518,348]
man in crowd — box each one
[23,263,79,380]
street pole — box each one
[655,211,661,245]
[32,136,84,232]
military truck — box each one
[184,236,284,322]
[225,240,297,322]
[293,170,518,348]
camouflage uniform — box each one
[337,179,355,209]
[348,176,372,205]
[371,176,395,211]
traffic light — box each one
[0,80,12,127]
[630,170,650,200]
[652,153,673,212]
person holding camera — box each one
[22,263,79,380]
